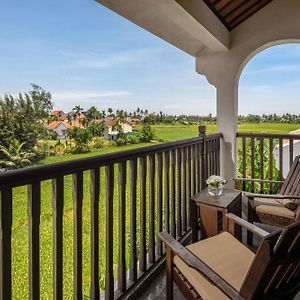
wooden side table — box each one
[190,188,242,242]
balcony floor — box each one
[137,271,183,300]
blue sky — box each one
[0,0,300,115]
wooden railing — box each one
[0,127,221,299]
[237,132,300,193]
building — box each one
[47,120,83,139]
[274,129,300,178]
[103,117,133,141]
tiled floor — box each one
[138,271,184,300]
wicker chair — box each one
[159,214,300,300]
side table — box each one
[190,188,242,242]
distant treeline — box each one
[142,112,300,124]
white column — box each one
[216,75,238,184]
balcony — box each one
[1,128,300,299]
[2,0,300,298]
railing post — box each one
[199,126,207,189]
[0,188,12,300]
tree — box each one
[138,124,154,142]
[0,84,53,151]
[67,127,92,153]
[107,108,113,116]
[72,105,84,120]
[0,139,35,170]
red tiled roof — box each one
[47,120,83,130]
[50,110,65,116]
[105,117,115,127]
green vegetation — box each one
[5,120,300,298]
[0,85,53,169]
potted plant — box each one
[206,175,227,196]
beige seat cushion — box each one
[174,232,254,300]
[253,198,295,219]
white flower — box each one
[206,175,227,188]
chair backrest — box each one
[280,155,300,196]
[240,221,300,299]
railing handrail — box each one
[0,133,222,188]
[237,132,300,140]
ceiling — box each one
[202,0,274,31]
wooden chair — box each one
[159,213,300,300]
[236,155,300,232]
[241,156,300,245]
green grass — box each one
[10,122,300,298]
[152,122,299,142]
[39,142,153,165]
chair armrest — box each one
[245,193,300,200]
[225,213,270,238]
[158,231,242,300]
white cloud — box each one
[52,90,131,100]
[53,47,163,70]
[51,90,132,110]
[244,64,300,75]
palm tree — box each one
[86,106,97,121]
[0,139,35,170]
[73,105,83,120]
[107,108,113,116]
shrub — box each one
[116,134,140,146]
[0,139,35,170]
[90,137,113,149]
[138,124,154,142]
[67,128,92,153]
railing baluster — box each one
[105,165,114,300]
[28,181,41,300]
[170,150,176,238]
[269,139,273,193]
[250,138,255,192]
[187,146,192,227]
[214,139,218,174]
[217,137,220,175]
[118,162,127,290]
[157,153,163,256]
[289,139,294,168]
[0,187,12,300]
[260,138,264,192]
[194,143,199,193]
[192,145,196,196]
[242,137,247,191]
[149,155,155,263]
[139,157,146,271]
[164,151,170,233]
[176,148,182,238]
[279,138,283,180]
[90,169,100,300]
[129,159,137,281]
[197,143,202,191]
[73,172,83,300]
[52,176,64,300]
[182,147,187,232]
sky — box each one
[0,0,300,116]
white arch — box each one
[194,0,300,181]
[236,39,300,87]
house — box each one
[273,129,300,177]
[50,110,66,120]
[47,120,83,139]
[103,117,133,141]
